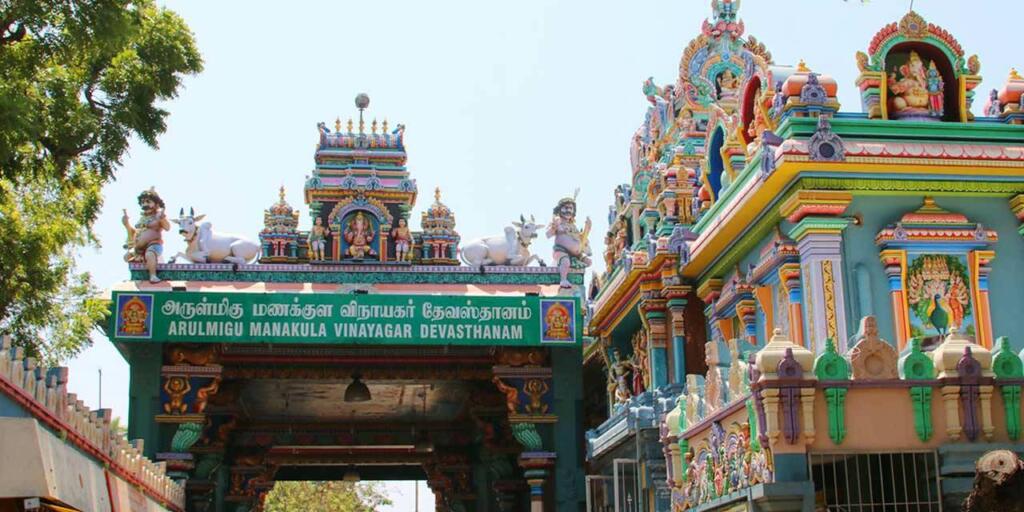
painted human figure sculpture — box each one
[344,211,376,259]
[391,217,412,262]
[610,349,635,404]
[926,61,945,116]
[122,188,170,283]
[547,194,592,288]
[888,51,941,118]
[308,217,327,261]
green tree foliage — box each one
[263,481,393,512]
[0,1,202,362]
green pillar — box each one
[550,345,584,511]
[127,344,162,458]
[215,464,228,512]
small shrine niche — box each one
[419,188,460,265]
[875,197,997,350]
[259,187,303,263]
[327,196,393,262]
[855,11,981,122]
[298,94,471,265]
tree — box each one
[0,1,202,362]
[263,481,393,512]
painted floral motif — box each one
[907,254,973,345]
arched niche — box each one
[705,126,726,202]
[884,42,959,122]
[856,11,981,122]
[740,75,764,143]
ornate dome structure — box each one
[419,187,460,264]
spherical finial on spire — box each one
[355,93,370,110]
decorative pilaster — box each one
[899,337,936,441]
[493,358,557,511]
[933,328,995,441]
[782,191,853,354]
[666,289,690,385]
[640,296,669,389]
[813,338,850,444]
[753,329,817,446]
[969,250,996,349]
[879,249,912,349]
[788,222,852,355]
[991,337,1023,440]
[777,263,805,348]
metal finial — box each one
[434,187,441,202]
[279,185,286,203]
[334,117,341,133]
[347,118,353,134]
[371,118,378,134]
[382,119,389,133]
[355,93,370,135]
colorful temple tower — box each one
[584,3,1024,511]
[105,97,591,511]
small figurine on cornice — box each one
[547,190,592,288]
[390,217,412,262]
[984,89,1001,117]
[308,217,328,261]
[122,187,170,283]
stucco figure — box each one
[122,187,170,283]
[547,192,592,288]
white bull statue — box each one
[460,215,545,267]
[169,208,260,265]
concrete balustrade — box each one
[0,336,185,508]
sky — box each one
[62,0,1022,509]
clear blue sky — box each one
[65,1,1021,508]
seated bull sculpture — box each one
[169,208,260,265]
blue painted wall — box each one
[840,195,1024,352]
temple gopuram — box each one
[583,2,1024,511]
[102,94,592,511]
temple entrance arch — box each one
[109,278,585,512]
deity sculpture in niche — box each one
[715,69,741,102]
[343,211,376,259]
[308,217,328,261]
[610,349,636,404]
[547,192,592,288]
[122,187,170,283]
[888,50,943,119]
[926,61,945,116]
[390,217,412,262]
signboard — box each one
[111,292,580,346]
